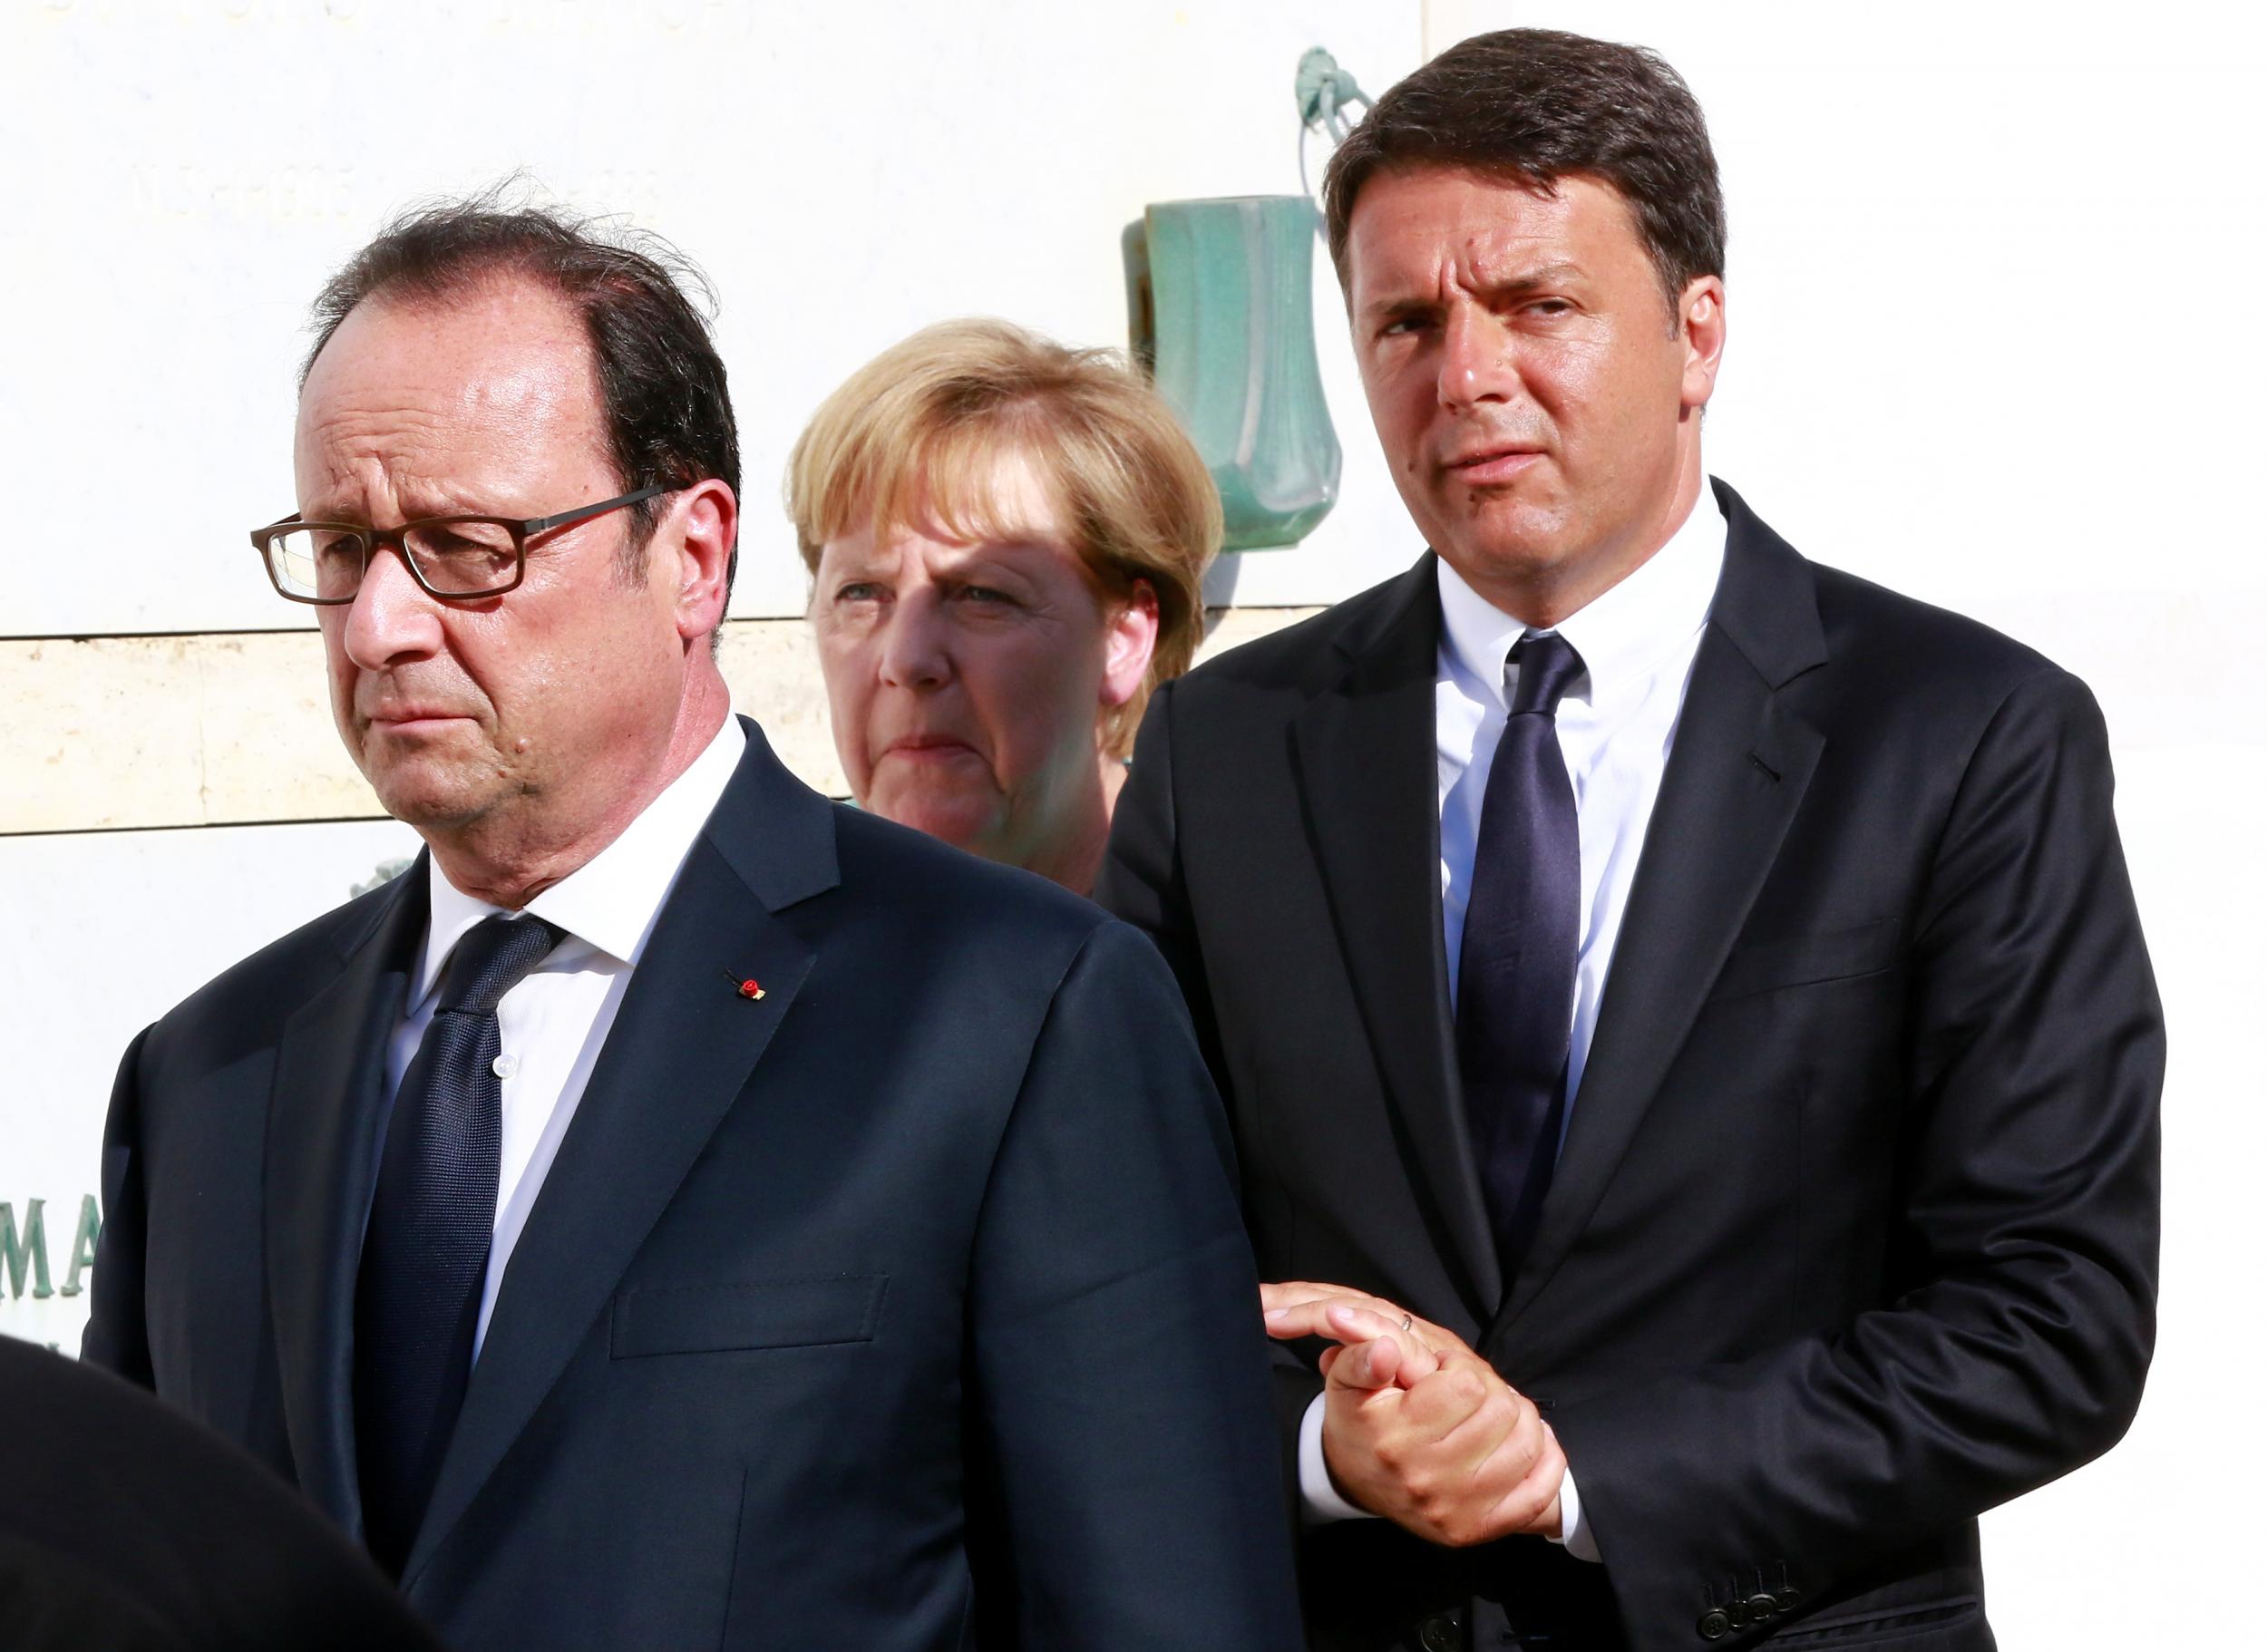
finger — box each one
[1257,1283,1467,1367]
[1386,1394,1552,1547]
[1261,1282,1414,1323]
[1403,1356,1510,1438]
[1328,1305,1447,1381]
[1465,1399,1554,1498]
[1263,1288,1406,1332]
[1261,1300,1345,1342]
[1324,1333,1406,1392]
[1391,1340,1445,1384]
[1481,1421,1569,1536]
[1328,1301,1417,1347]
[1260,1280,1367,1314]
[1262,1299,1413,1348]
[1317,1335,1438,1388]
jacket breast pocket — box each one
[608,1275,888,1359]
[1708,918,1901,1005]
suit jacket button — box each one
[1745,1593,1778,1621]
[1417,1614,1463,1652]
[1697,1608,1731,1640]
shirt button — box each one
[492,1053,520,1080]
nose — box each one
[340,543,445,671]
[876,588,953,691]
[1437,303,1518,412]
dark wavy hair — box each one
[303,182,741,596]
[1322,28,1726,313]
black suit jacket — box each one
[1100,482,2162,1652]
[84,719,1303,1651]
[0,1334,442,1652]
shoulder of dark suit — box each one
[142,802,1126,1047]
[824,796,1126,960]
[1171,551,1435,704]
[1173,492,2084,719]
[138,870,416,1048]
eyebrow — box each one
[298,486,485,526]
[1475,259,1587,297]
[1362,259,1590,322]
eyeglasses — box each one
[249,484,672,605]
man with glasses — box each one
[83,197,1301,1652]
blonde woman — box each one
[789,319,1220,894]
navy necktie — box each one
[355,912,560,1575]
[1457,631,1585,1277]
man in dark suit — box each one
[83,198,1302,1651]
[1100,29,2160,1652]
[2,1335,443,1652]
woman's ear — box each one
[1098,578,1161,709]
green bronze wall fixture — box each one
[1124,194,1339,551]
[1118,48,1375,553]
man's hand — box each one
[1262,1281,1564,1549]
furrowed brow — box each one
[1360,292,1442,327]
[1475,260,1586,301]
[1361,258,1588,325]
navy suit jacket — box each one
[84,718,1303,1651]
[1101,483,2162,1652]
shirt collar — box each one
[1436,484,1728,713]
[413,714,747,1007]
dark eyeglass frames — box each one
[248,484,673,605]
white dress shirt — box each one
[377,714,745,1363]
[1299,492,1728,1560]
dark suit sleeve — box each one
[1552,668,2162,1638]
[2,1340,443,1652]
[1097,682,1219,1066]
[962,918,1304,1651]
[80,1025,155,1385]
[1099,686,1329,1501]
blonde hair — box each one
[787,318,1221,758]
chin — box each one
[1439,539,1571,594]
[1464,503,1598,573]
[365,767,495,833]
[375,795,481,833]
[865,782,1006,857]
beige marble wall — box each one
[1,608,1319,836]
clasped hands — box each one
[1262,1281,1563,1549]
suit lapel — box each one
[404,722,837,1589]
[1494,482,1829,1335]
[265,860,428,1533]
[1292,556,1503,1317]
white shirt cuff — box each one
[1550,1463,1601,1561]
[1297,1392,1377,1522]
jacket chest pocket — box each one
[1707,918,1901,1005]
[609,1275,888,1359]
